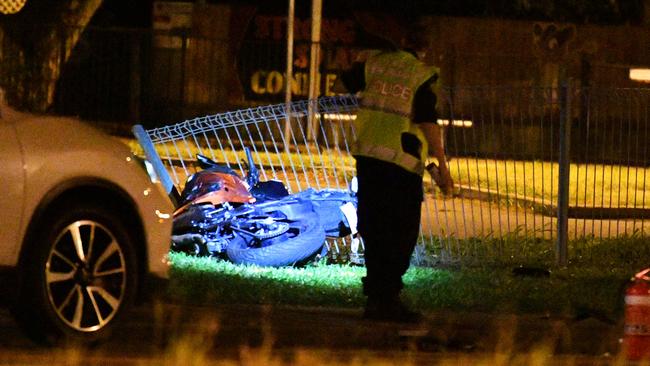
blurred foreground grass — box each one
[7,341,612,366]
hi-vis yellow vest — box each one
[352,50,439,175]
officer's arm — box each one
[420,123,445,159]
[417,77,454,194]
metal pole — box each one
[129,35,141,123]
[284,0,295,153]
[307,0,322,142]
[132,124,175,198]
[556,78,572,267]
[179,30,187,121]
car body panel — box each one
[0,119,25,262]
[1,104,173,279]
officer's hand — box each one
[426,162,454,197]
[426,163,441,183]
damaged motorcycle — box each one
[171,148,358,267]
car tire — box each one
[12,199,138,345]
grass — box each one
[124,138,356,177]
[168,253,364,308]
[449,157,650,208]
[167,233,650,322]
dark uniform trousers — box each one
[355,156,423,301]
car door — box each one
[0,118,24,265]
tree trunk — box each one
[0,0,103,111]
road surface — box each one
[0,302,622,365]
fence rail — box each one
[134,86,650,266]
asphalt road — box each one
[0,302,624,365]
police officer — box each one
[337,21,453,322]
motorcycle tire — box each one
[225,209,325,267]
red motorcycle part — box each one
[174,171,255,216]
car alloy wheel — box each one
[45,220,127,332]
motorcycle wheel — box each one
[226,209,325,267]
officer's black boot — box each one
[363,296,423,324]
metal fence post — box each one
[556,79,572,267]
[283,0,295,153]
[132,124,175,198]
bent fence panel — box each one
[135,96,361,262]
[139,96,358,193]
[134,87,650,265]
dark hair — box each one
[402,17,429,52]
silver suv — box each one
[0,91,173,344]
